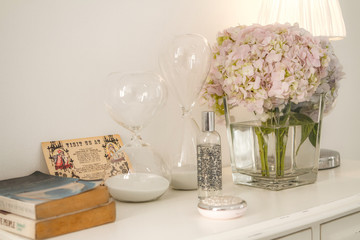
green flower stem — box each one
[275,127,288,177]
[255,127,269,177]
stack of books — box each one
[0,171,115,239]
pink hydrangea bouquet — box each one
[202,23,344,178]
[202,23,340,118]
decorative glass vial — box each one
[224,94,324,191]
[197,111,222,199]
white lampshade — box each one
[258,0,346,40]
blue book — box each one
[0,172,106,220]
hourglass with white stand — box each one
[159,34,211,190]
[103,71,170,202]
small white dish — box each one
[198,196,247,220]
[105,173,169,202]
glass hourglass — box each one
[159,34,211,190]
[103,71,170,202]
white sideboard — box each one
[1,159,360,240]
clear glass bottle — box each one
[197,111,222,199]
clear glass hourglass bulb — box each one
[103,71,170,201]
[159,34,211,190]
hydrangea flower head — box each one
[202,23,331,116]
[316,41,345,115]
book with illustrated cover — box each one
[0,171,109,220]
[0,199,116,239]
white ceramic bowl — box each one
[197,196,247,220]
[105,173,169,202]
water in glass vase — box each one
[229,120,320,191]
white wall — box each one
[320,0,360,161]
[0,0,358,180]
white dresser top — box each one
[2,159,360,240]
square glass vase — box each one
[224,94,324,191]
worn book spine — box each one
[0,200,116,239]
[0,196,35,220]
[0,186,109,220]
[0,210,36,238]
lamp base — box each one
[319,149,340,170]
